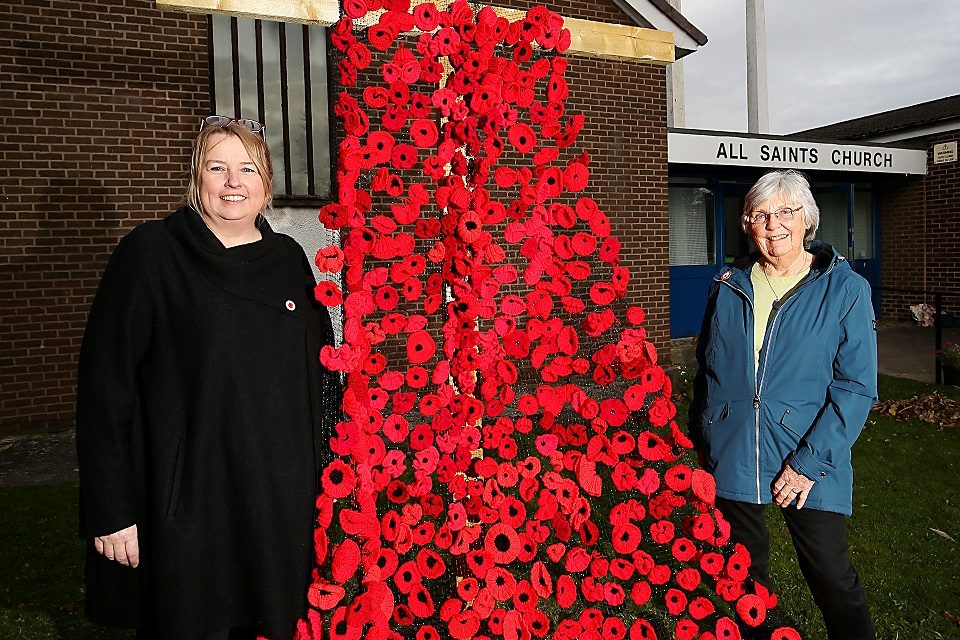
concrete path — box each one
[877,322,960,384]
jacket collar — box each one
[166,205,280,262]
[163,206,308,314]
[716,240,847,289]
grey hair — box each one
[742,169,820,243]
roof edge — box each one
[794,93,960,139]
[645,0,708,45]
[614,0,708,49]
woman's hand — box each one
[94,524,139,567]
[772,463,815,508]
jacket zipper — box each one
[754,308,782,503]
[719,278,763,503]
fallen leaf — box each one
[945,611,960,626]
[872,392,960,429]
[930,528,957,543]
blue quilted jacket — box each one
[688,241,877,515]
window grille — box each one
[209,15,332,200]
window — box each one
[209,15,332,200]
[669,186,715,266]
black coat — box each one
[76,207,338,639]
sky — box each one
[677,0,960,134]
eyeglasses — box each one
[745,205,803,225]
[199,115,266,140]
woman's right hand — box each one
[94,524,139,568]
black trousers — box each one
[715,498,875,640]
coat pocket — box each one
[703,402,730,430]
[164,434,185,520]
[702,401,753,487]
[701,402,730,465]
[778,406,813,440]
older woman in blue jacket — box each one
[689,170,876,639]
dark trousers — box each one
[716,498,875,640]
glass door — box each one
[722,189,751,265]
[813,184,880,311]
[851,187,880,310]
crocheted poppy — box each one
[391,144,419,170]
[537,166,564,200]
[368,22,398,51]
[320,460,356,499]
[735,594,767,627]
[406,330,436,364]
[410,119,439,148]
[485,566,518,601]
[555,574,576,609]
[314,280,343,307]
[412,2,440,30]
[507,122,537,154]
[329,605,362,640]
[307,582,346,610]
[611,523,642,555]
[628,618,657,640]
[407,583,435,618]
[714,617,741,639]
[725,551,750,582]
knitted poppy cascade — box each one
[300,2,802,640]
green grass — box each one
[765,375,960,639]
[670,373,960,639]
[0,483,133,640]
[1,375,958,639]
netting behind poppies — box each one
[299,2,801,640]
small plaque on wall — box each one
[934,141,957,164]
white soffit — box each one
[866,120,960,143]
[616,0,702,53]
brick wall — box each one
[493,0,670,348]
[564,60,670,348]
[879,175,925,320]
[925,131,960,312]
[0,0,208,435]
[0,0,670,435]
[878,129,960,321]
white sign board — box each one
[934,141,957,164]
[669,132,928,175]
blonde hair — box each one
[186,122,274,221]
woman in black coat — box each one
[76,116,338,639]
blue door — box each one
[669,183,754,338]
[668,183,718,338]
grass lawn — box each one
[1,375,957,639]
[0,483,133,640]
[765,376,960,639]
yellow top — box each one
[751,264,808,370]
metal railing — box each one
[874,286,959,384]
